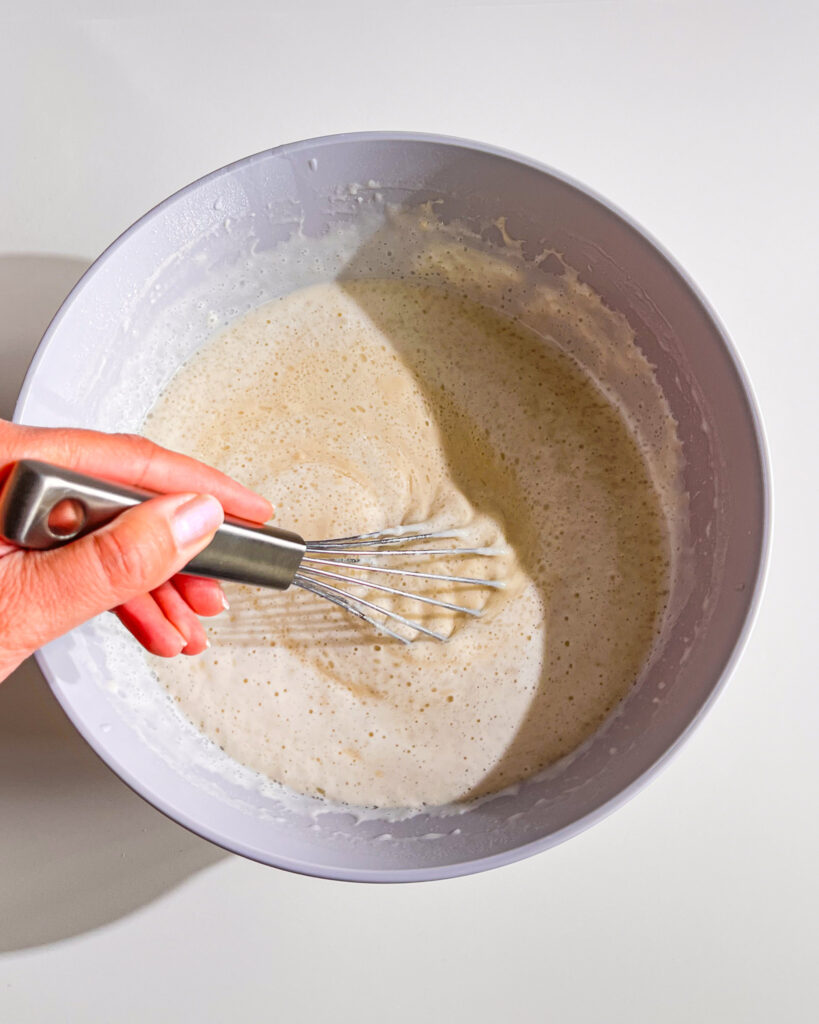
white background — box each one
[1,2,817,1021]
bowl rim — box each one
[16,131,772,882]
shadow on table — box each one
[0,254,225,953]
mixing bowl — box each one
[15,133,769,881]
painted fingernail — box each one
[171,495,224,548]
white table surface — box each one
[1,2,817,1021]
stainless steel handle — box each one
[0,459,306,591]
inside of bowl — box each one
[19,137,767,878]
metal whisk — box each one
[294,527,504,643]
[0,460,504,643]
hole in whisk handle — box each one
[0,459,145,549]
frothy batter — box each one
[144,278,673,808]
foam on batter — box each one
[143,277,674,809]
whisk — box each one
[0,460,504,643]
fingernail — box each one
[170,626,187,654]
[171,495,224,548]
[221,594,230,611]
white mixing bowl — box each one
[15,133,769,881]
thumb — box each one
[26,493,224,643]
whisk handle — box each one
[0,459,305,591]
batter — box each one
[144,279,672,808]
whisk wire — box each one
[294,573,449,642]
[294,576,412,645]
[305,528,462,549]
[300,556,504,588]
[297,564,482,616]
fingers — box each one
[152,581,210,655]
[114,593,189,658]
[171,574,228,617]
[0,417,251,666]
[117,581,211,657]
[1,422,273,523]
[8,492,224,655]
[116,578,224,658]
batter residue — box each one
[144,279,672,808]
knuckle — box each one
[114,431,150,449]
[113,433,160,487]
[91,526,159,594]
[0,555,51,663]
[52,427,88,465]
[0,561,29,656]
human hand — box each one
[0,420,272,682]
